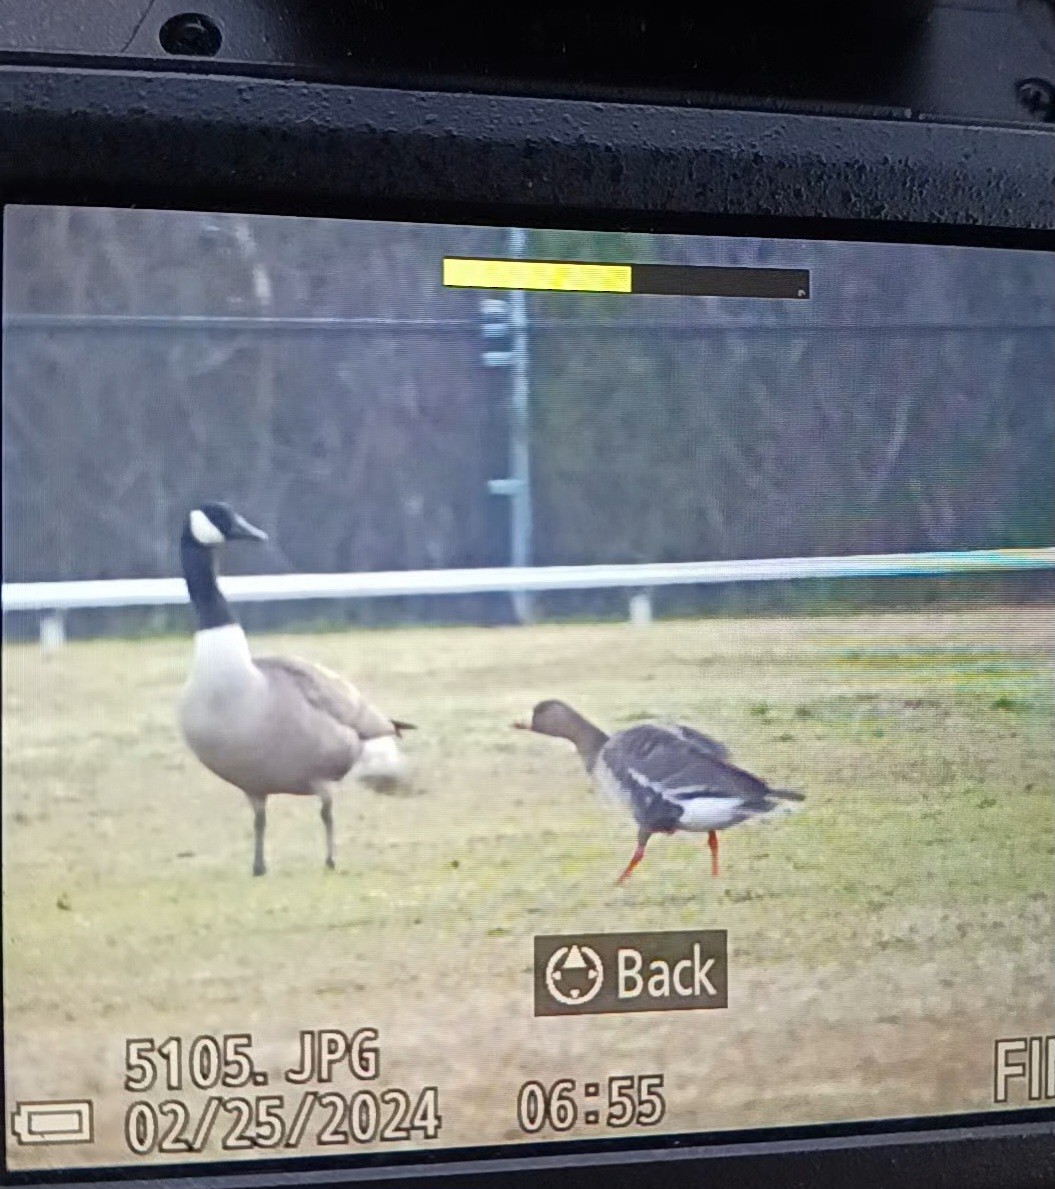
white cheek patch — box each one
[189,509,225,546]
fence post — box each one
[480,227,535,624]
[628,590,653,627]
[40,611,66,650]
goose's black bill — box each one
[227,513,268,542]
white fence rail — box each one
[3,548,1053,647]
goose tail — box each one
[756,788,806,821]
[770,788,805,802]
[352,735,410,791]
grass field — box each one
[3,609,1053,1170]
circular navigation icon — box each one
[544,944,604,1006]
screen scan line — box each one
[2,207,1052,1178]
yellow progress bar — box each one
[443,258,632,293]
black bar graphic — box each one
[632,264,810,299]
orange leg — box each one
[707,830,720,878]
[616,844,645,885]
[616,831,650,885]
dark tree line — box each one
[2,207,1051,632]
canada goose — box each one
[513,700,803,884]
[178,502,414,876]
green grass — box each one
[2,609,1053,1169]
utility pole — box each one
[483,226,533,623]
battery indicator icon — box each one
[11,1099,94,1145]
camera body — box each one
[0,3,1052,1188]
[0,1,1052,234]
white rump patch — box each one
[189,508,225,546]
[673,796,747,832]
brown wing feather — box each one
[255,656,398,740]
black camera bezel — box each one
[0,60,1052,1189]
[0,62,1053,238]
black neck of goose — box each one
[563,712,609,774]
[180,536,236,631]
[577,728,609,775]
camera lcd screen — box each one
[2,206,1052,1177]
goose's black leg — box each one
[248,794,267,876]
[616,827,651,885]
[318,784,336,870]
[707,829,720,879]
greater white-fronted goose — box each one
[514,699,802,884]
[177,502,414,875]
